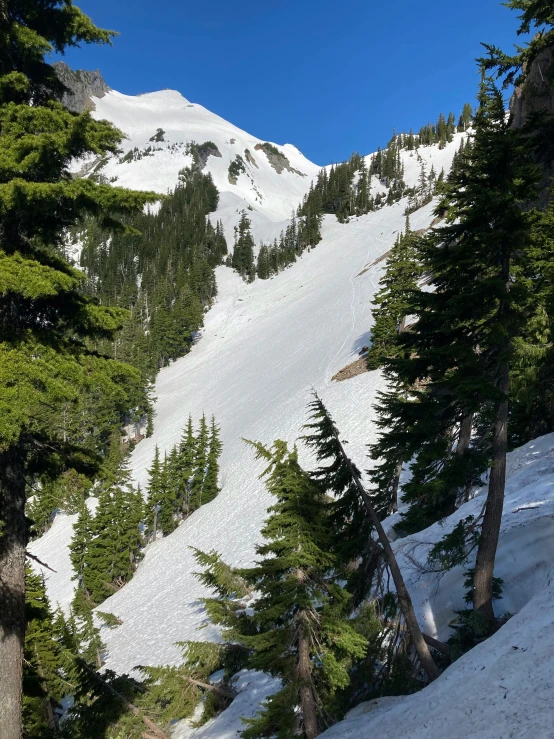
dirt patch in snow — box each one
[332,356,369,382]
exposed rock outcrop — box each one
[53,61,109,113]
[510,45,554,206]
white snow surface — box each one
[172,671,280,739]
[320,575,554,739]
[99,199,440,674]
[82,89,320,244]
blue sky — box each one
[57,1,523,165]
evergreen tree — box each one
[366,218,422,370]
[238,440,367,739]
[0,4,158,731]
[82,462,144,605]
[373,78,543,623]
[190,414,210,509]
[231,213,256,282]
[176,416,196,518]
[69,500,95,592]
[203,416,223,505]
[23,568,64,738]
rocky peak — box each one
[53,61,110,113]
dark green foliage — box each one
[232,213,256,281]
[366,218,422,370]
[149,128,165,142]
[79,167,227,380]
[28,468,91,538]
[448,570,505,660]
[302,395,375,597]
[368,78,544,537]
[192,548,250,599]
[228,154,246,183]
[143,414,223,540]
[480,0,554,87]
[236,440,367,738]
[186,140,222,170]
[71,461,144,606]
[23,568,65,738]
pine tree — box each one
[23,568,64,738]
[238,440,367,739]
[0,5,158,732]
[231,213,256,282]
[366,218,422,371]
[203,416,222,505]
[190,414,209,510]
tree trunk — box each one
[445,411,474,514]
[473,360,509,623]
[334,437,440,682]
[390,460,402,514]
[0,447,27,739]
[297,613,319,739]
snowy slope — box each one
[94,200,439,674]
[81,89,320,245]
[320,575,554,739]
[33,130,469,671]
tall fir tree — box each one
[238,440,367,739]
[0,3,158,732]
[231,213,256,282]
[190,414,209,509]
[366,217,422,371]
[203,416,222,505]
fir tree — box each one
[190,414,209,509]
[231,213,256,282]
[238,440,367,739]
[0,4,158,731]
[203,416,223,506]
[82,462,144,605]
[176,416,196,518]
[23,568,64,738]
[366,218,422,371]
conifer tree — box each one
[69,500,94,591]
[82,462,144,605]
[23,568,64,738]
[231,213,256,282]
[238,440,367,739]
[0,4,158,731]
[203,416,222,505]
[299,396,439,682]
[176,416,196,518]
[373,78,543,622]
[190,414,209,509]
[366,218,422,371]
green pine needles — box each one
[145,414,223,538]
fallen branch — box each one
[26,552,57,573]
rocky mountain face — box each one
[511,44,554,206]
[53,61,110,113]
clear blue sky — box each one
[56,0,523,165]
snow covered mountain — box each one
[77,87,319,246]
[29,81,554,738]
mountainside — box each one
[76,88,320,246]
[28,81,554,738]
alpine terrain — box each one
[3,2,554,739]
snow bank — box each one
[320,574,554,739]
